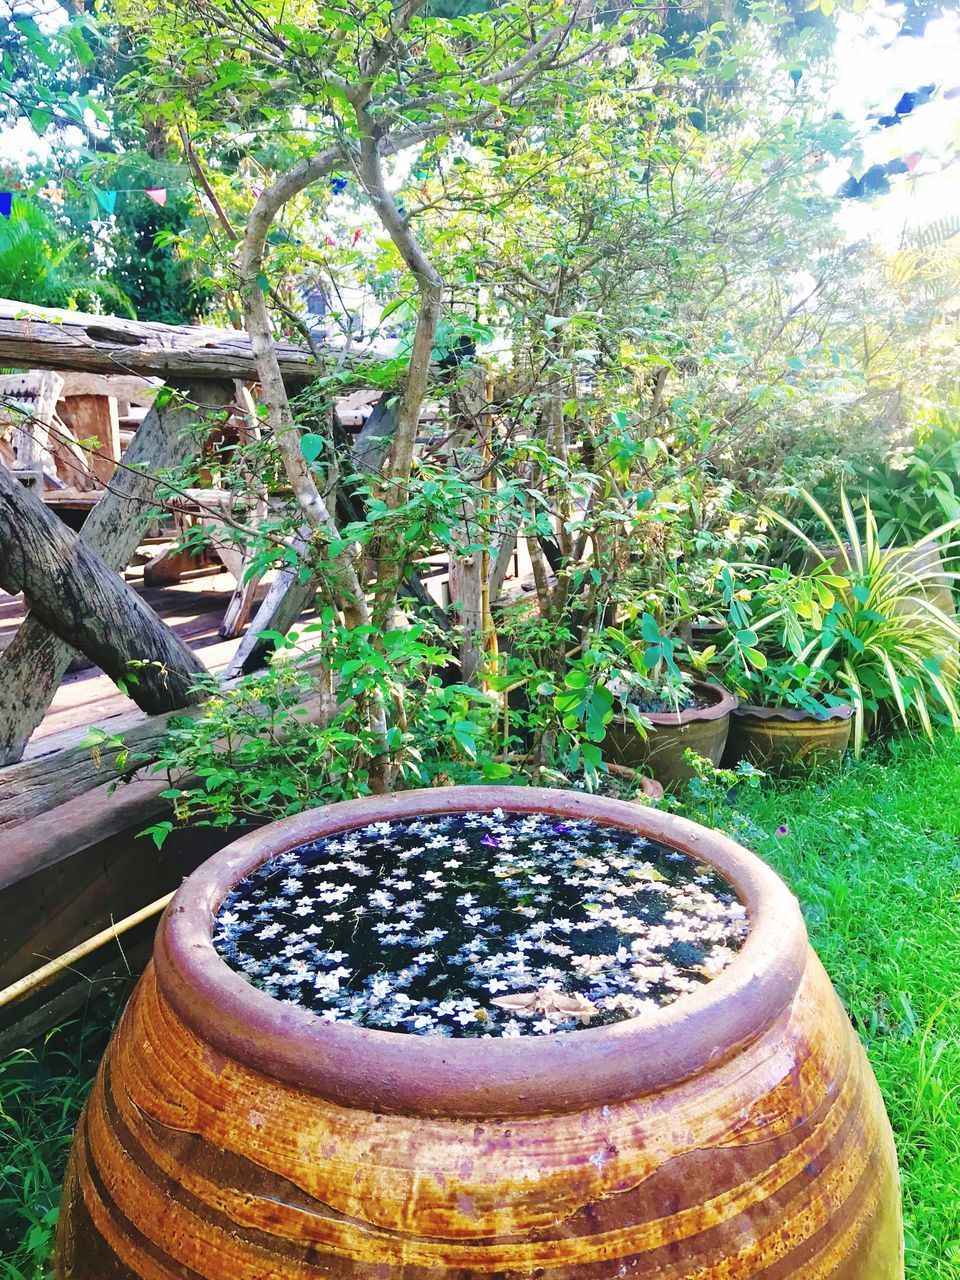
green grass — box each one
[0,983,128,1280]
[1,735,959,1277]
[713,734,960,1280]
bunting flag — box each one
[145,187,168,207]
[0,192,11,218]
[94,188,117,215]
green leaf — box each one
[482,759,514,780]
[300,433,325,464]
[640,613,662,644]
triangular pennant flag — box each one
[145,187,167,207]
[94,188,117,215]
[0,192,11,219]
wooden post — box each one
[0,466,209,714]
[0,371,64,484]
[0,383,232,763]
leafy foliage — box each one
[0,991,127,1280]
[0,197,132,314]
[758,490,960,749]
[677,736,960,1279]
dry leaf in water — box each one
[491,987,599,1024]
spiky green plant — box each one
[764,489,960,753]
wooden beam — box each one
[219,570,262,639]
[0,466,209,716]
[142,544,206,587]
[0,382,233,764]
[0,298,376,385]
[0,776,169,891]
[223,533,314,678]
[58,371,159,402]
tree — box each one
[0,195,133,313]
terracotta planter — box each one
[57,785,902,1279]
[603,678,737,788]
[725,703,853,774]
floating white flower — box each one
[214,811,747,1040]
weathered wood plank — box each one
[0,382,233,764]
[0,298,374,384]
[0,776,170,891]
[142,544,205,587]
[0,467,209,715]
[59,392,121,483]
[58,371,158,402]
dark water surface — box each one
[213,810,749,1037]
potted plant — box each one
[579,617,737,788]
[765,490,960,752]
[721,654,853,773]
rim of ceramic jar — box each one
[611,678,738,728]
[155,785,807,1117]
[733,702,854,724]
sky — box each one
[825,5,960,246]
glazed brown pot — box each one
[57,786,903,1279]
[725,703,853,774]
[603,678,737,789]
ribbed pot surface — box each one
[56,786,903,1279]
[725,706,853,774]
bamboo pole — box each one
[0,892,173,1009]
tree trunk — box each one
[447,370,487,682]
[0,469,208,716]
[225,395,404,677]
[0,382,232,763]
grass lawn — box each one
[725,734,960,1279]
[2,732,959,1279]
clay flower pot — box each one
[726,703,853,774]
[603,678,738,789]
[57,786,903,1279]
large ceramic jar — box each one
[57,786,903,1279]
